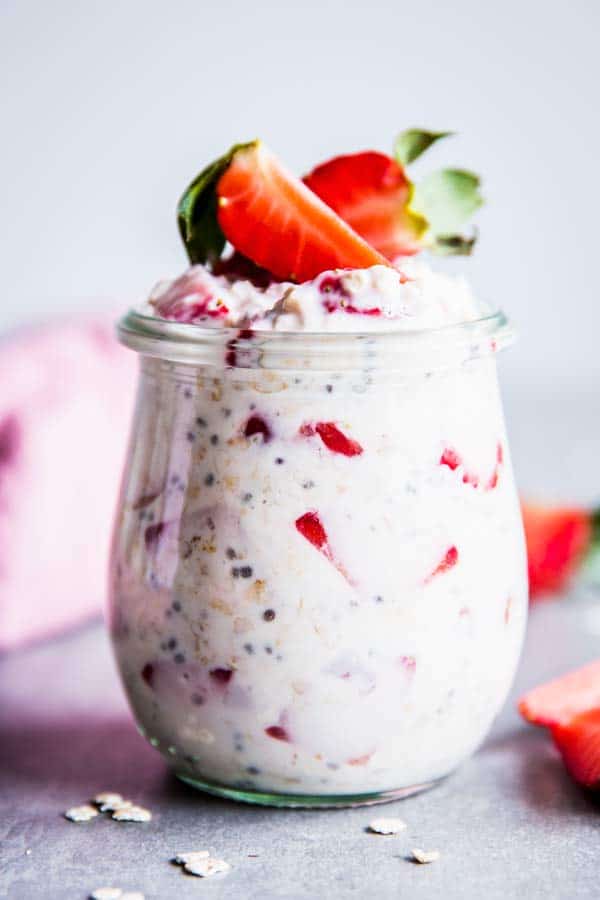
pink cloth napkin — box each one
[0,316,136,652]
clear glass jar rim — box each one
[118,308,515,373]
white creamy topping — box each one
[144,259,488,332]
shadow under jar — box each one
[109,309,528,808]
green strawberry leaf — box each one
[395,129,453,166]
[411,168,483,238]
[177,140,257,265]
[431,231,478,256]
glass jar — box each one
[109,309,527,807]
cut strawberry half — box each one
[215,142,389,282]
[551,708,600,790]
[518,659,600,728]
[303,151,427,260]
[521,502,594,599]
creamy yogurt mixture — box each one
[144,259,486,332]
[111,260,527,798]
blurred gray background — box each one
[2,0,599,499]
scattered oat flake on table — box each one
[173,851,210,864]
[368,817,407,835]
[94,792,126,811]
[184,856,231,877]
[411,848,440,864]
[112,804,152,822]
[64,803,99,822]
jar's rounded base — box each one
[176,771,445,808]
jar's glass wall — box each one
[109,342,527,804]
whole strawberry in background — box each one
[521,501,600,600]
[303,128,483,260]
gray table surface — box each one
[2,381,600,900]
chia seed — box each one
[196,417,207,428]
[239,565,253,578]
[167,637,177,650]
[302,480,315,489]
[325,384,333,393]
[243,643,254,654]
[204,473,215,486]
[246,766,260,775]
[375,595,384,603]
[210,434,219,446]
[226,547,237,560]
[263,609,276,621]
[172,600,182,612]
[186,431,196,442]
[275,457,284,465]
[231,567,240,578]
[191,693,205,706]
[242,492,253,503]
[265,645,273,655]
[174,652,185,664]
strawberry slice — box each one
[303,151,427,260]
[518,660,600,728]
[551,708,600,790]
[521,502,593,599]
[216,142,389,281]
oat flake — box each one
[112,804,152,823]
[368,817,407,835]
[184,857,230,878]
[94,792,126,811]
[173,851,210,864]
[411,848,440,864]
[64,804,99,823]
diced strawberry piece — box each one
[265,724,290,742]
[300,421,363,457]
[243,414,272,443]
[225,328,253,368]
[141,663,155,688]
[518,660,600,728]
[303,151,426,260]
[216,143,389,282]
[439,447,478,486]
[551,708,600,790]
[210,667,233,685]
[425,546,459,583]
[521,502,592,598]
[440,443,504,491]
[295,511,330,555]
[316,422,363,456]
[295,510,355,586]
[144,522,165,550]
[440,447,461,471]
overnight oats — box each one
[109,134,528,806]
